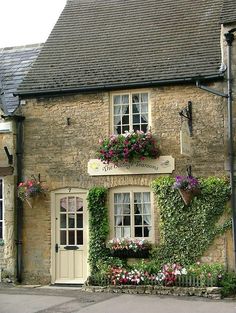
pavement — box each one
[0,283,236,313]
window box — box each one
[110,249,150,259]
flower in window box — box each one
[17,177,47,206]
[173,175,200,205]
[107,238,151,258]
[97,130,160,164]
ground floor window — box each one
[0,179,3,239]
[110,187,153,240]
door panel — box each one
[54,193,88,284]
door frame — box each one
[51,187,89,284]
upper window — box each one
[0,179,3,240]
[112,92,149,134]
[110,187,153,240]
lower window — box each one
[111,187,153,239]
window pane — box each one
[123,204,130,214]
[123,216,130,225]
[115,216,122,226]
[0,222,2,239]
[0,180,2,199]
[115,126,121,134]
[68,214,75,228]
[68,197,75,212]
[133,124,140,132]
[143,192,151,202]
[76,214,83,228]
[134,193,141,203]
[141,103,148,113]
[60,214,66,228]
[144,226,150,237]
[114,95,121,104]
[132,103,139,113]
[0,202,2,220]
[115,227,122,238]
[122,95,129,103]
[123,125,129,133]
[77,230,83,245]
[132,94,139,103]
[133,115,140,124]
[60,230,66,245]
[141,113,148,123]
[123,227,131,237]
[68,230,75,245]
[76,197,83,211]
[60,198,67,212]
[135,215,142,225]
[141,93,148,103]
[134,204,141,214]
[141,124,148,132]
[135,227,142,237]
[144,215,151,225]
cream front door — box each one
[53,192,88,284]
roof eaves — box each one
[16,74,224,98]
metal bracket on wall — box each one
[179,101,193,136]
[4,146,13,165]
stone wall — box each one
[20,84,231,283]
[0,118,16,280]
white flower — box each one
[181,268,187,275]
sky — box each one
[0,0,67,48]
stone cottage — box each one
[14,0,236,284]
[0,44,41,281]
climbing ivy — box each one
[87,187,109,274]
[151,176,231,265]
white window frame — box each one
[109,186,154,242]
[111,90,151,134]
[0,178,3,240]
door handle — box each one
[55,243,59,253]
[64,246,79,250]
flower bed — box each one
[97,130,160,164]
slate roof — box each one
[17,0,225,96]
[220,0,236,24]
[0,44,42,114]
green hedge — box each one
[87,186,109,274]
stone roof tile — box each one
[0,44,42,114]
[18,0,225,96]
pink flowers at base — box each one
[109,263,187,286]
[97,130,160,164]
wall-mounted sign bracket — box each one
[4,146,13,165]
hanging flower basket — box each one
[173,175,200,206]
[178,189,194,205]
[17,177,47,207]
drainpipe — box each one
[196,28,236,269]
[15,115,25,283]
[225,28,236,269]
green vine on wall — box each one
[87,187,109,274]
[152,176,231,265]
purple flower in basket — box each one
[173,175,200,191]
